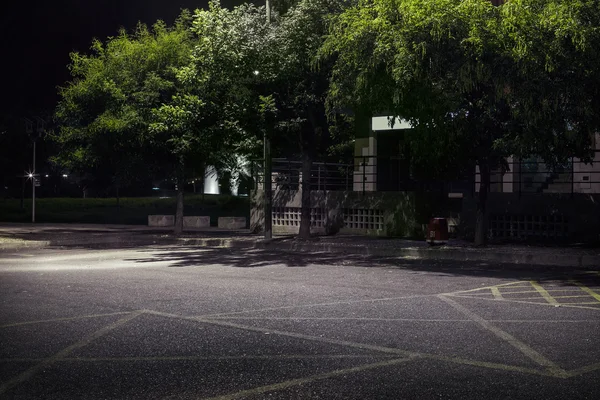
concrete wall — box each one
[460,192,600,242]
[251,188,450,238]
[148,215,175,227]
[183,216,210,229]
[149,215,211,229]
[218,217,247,229]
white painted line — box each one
[566,362,600,378]
[202,357,415,400]
[57,354,396,362]
[443,281,529,295]
[446,294,600,311]
[143,310,553,379]
[206,317,474,322]
[0,311,143,396]
[198,294,435,319]
[0,312,133,328]
[144,310,418,358]
[437,295,568,378]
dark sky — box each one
[0,0,250,118]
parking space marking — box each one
[447,294,600,310]
[444,280,600,309]
[0,354,397,364]
[491,287,503,300]
[142,310,560,379]
[0,311,133,329]
[143,309,419,358]
[566,362,600,378]
[0,311,143,396]
[206,317,473,322]
[207,316,598,323]
[202,357,415,400]
[570,280,600,302]
[530,281,559,305]
[437,295,568,378]
[445,281,529,295]
[2,284,598,398]
[197,294,434,319]
[517,295,593,300]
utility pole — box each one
[263,0,273,239]
[24,117,37,222]
[266,0,271,22]
[31,139,36,223]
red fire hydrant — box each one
[427,218,448,245]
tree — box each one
[53,14,195,212]
[322,0,600,245]
[153,1,275,233]
[254,0,354,239]
[54,7,258,234]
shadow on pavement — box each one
[1,224,598,286]
[125,245,600,287]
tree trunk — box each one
[475,160,490,246]
[174,160,185,236]
[298,152,312,239]
[115,185,120,209]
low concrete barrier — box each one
[218,217,247,229]
[148,215,174,227]
[183,216,210,229]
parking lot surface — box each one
[1,245,599,399]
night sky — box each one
[0,0,250,118]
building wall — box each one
[573,135,600,193]
[251,188,452,238]
[461,192,600,242]
[475,134,600,195]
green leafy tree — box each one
[153,1,274,233]
[54,6,260,234]
[53,15,195,211]
[323,0,600,245]
[255,0,354,239]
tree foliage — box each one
[53,4,266,232]
[322,0,600,244]
[53,15,195,197]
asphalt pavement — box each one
[1,222,599,267]
[0,243,599,399]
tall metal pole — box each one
[32,140,36,223]
[263,0,272,239]
[264,132,272,239]
[266,0,271,22]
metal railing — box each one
[251,158,355,191]
[474,154,600,196]
[251,152,600,195]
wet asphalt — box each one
[0,244,599,399]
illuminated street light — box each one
[62,174,68,178]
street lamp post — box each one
[24,118,37,222]
[262,1,273,240]
[28,117,45,223]
[31,140,36,223]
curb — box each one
[0,240,51,250]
